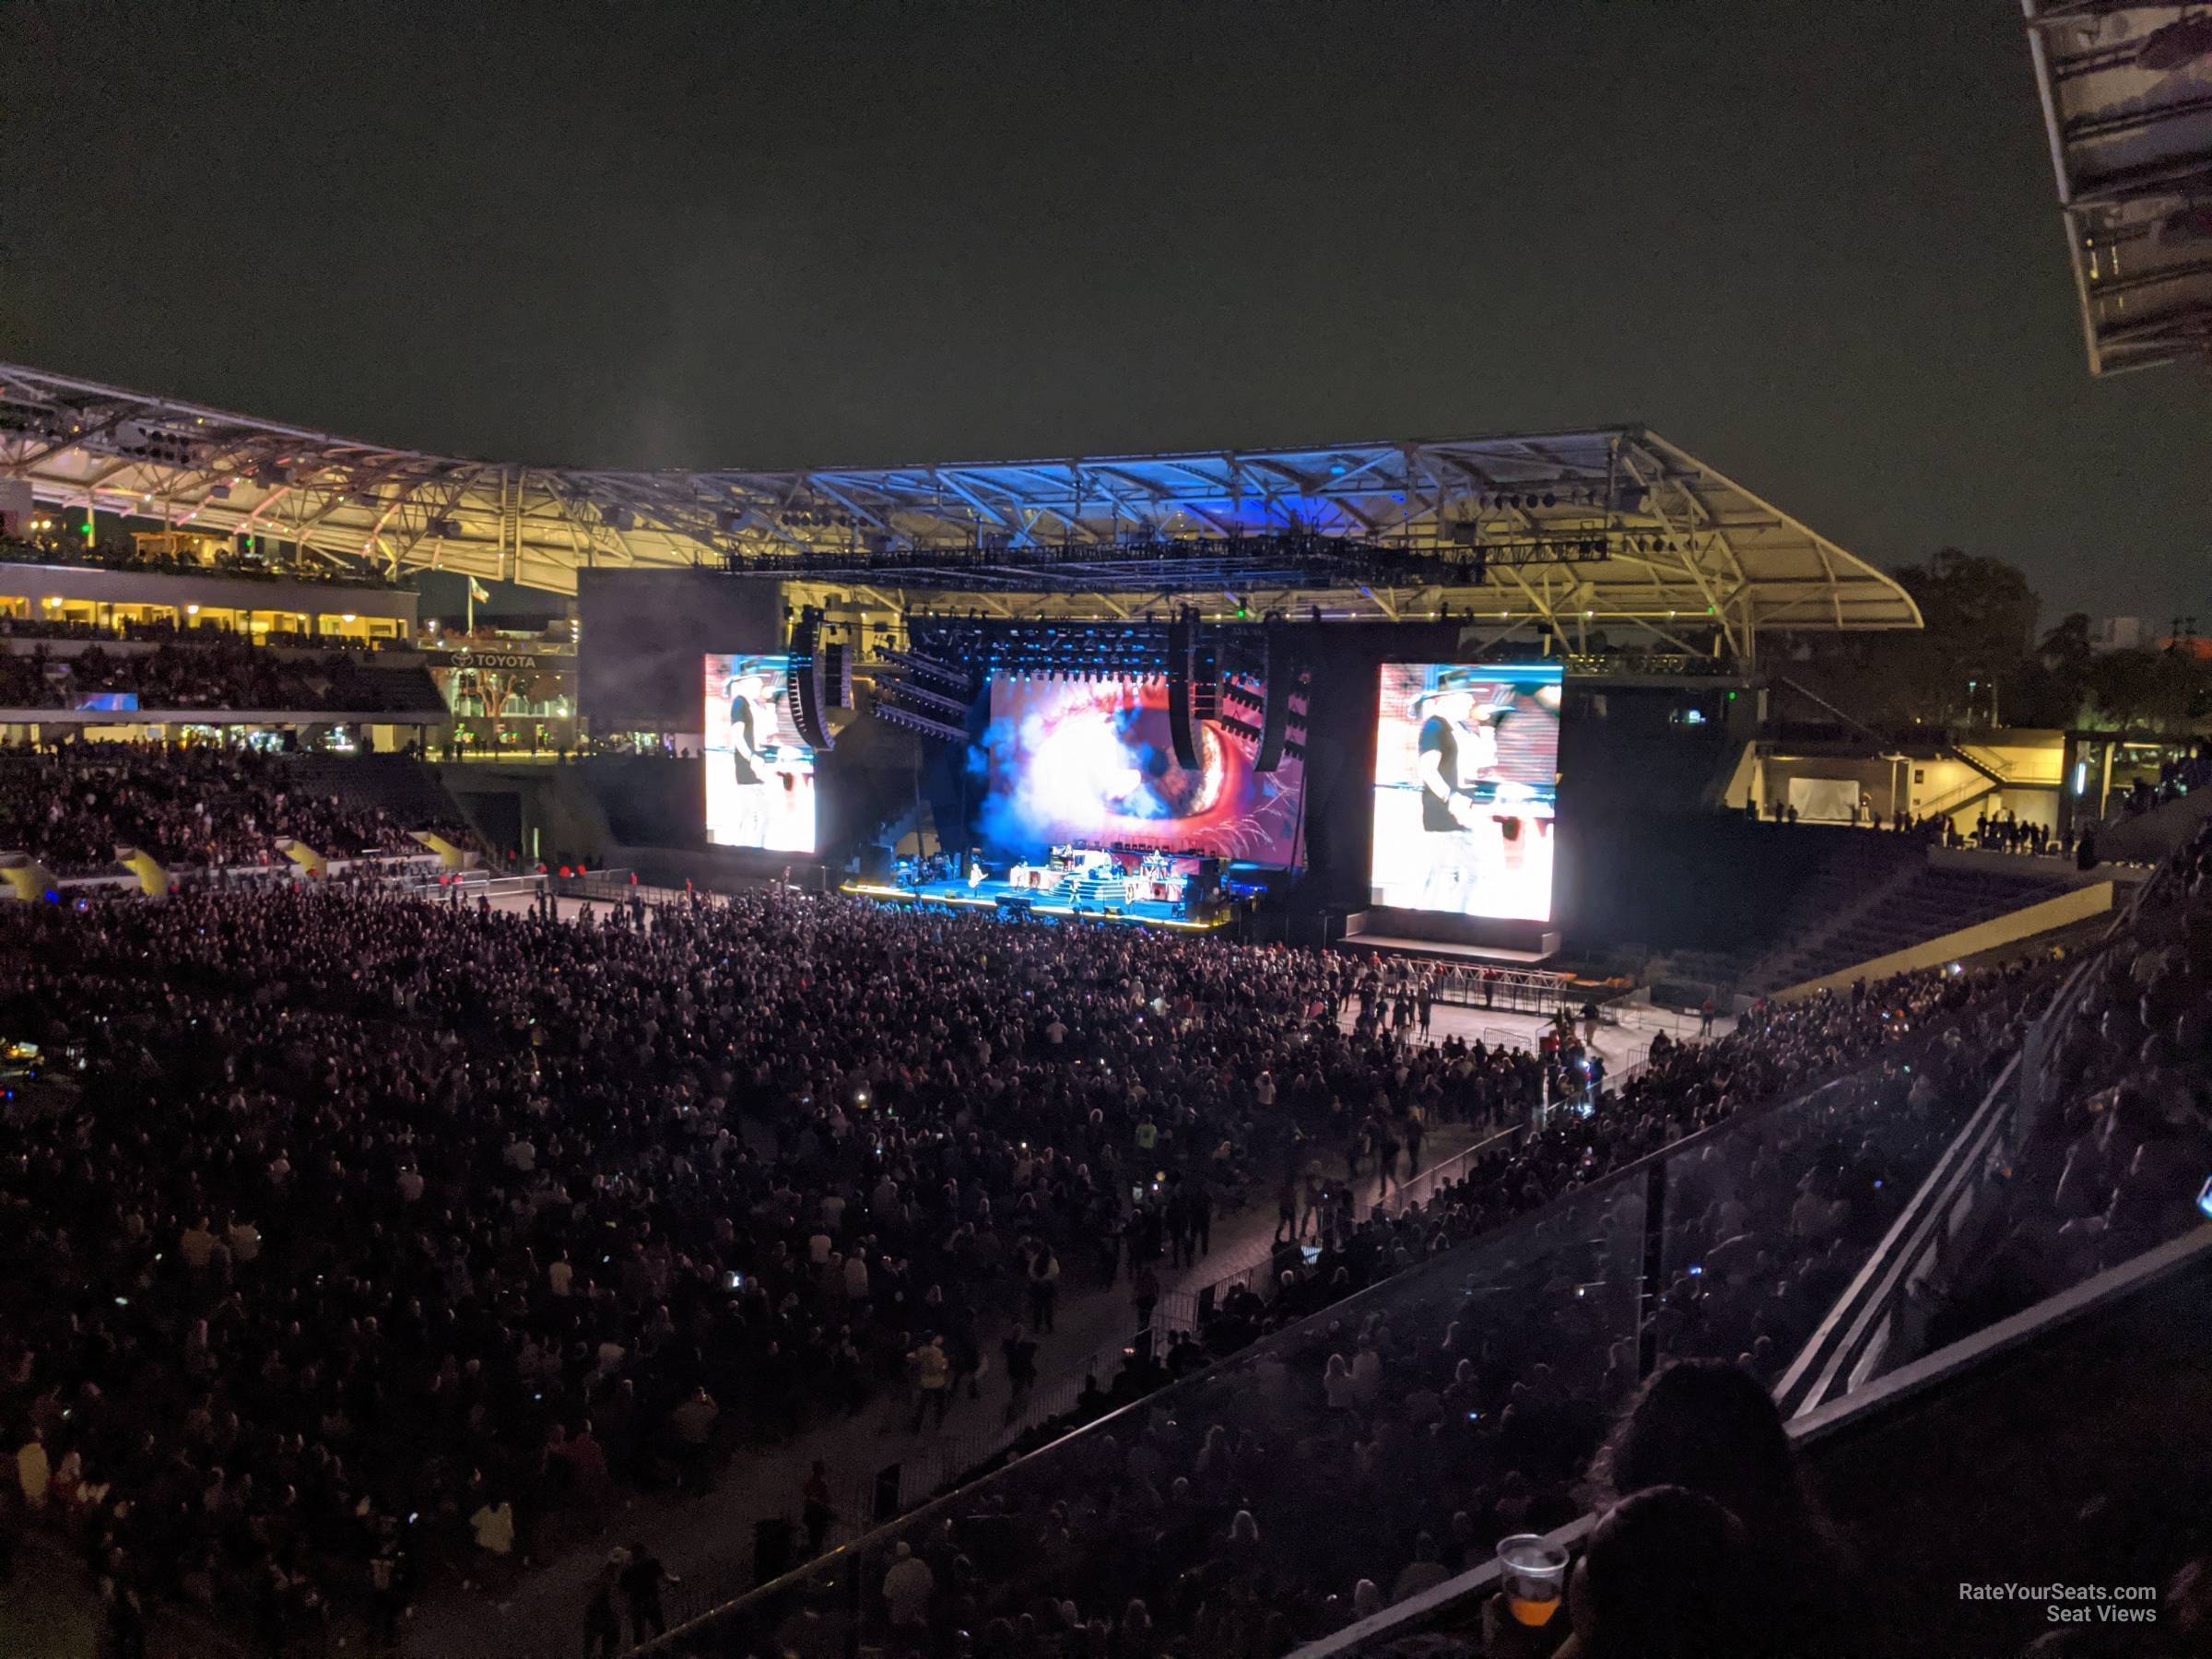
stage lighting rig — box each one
[873,698,968,745]
[867,632,982,744]
[877,648,977,697]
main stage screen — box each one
[981,677,1305,865]
[702,653,817,853]
[1371,662,1562,920]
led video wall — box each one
[1371,662,1561,920]
[980,677,1306,865]
[702,653,818,853]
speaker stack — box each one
[1167,610,1217,771]
[784,606,836,751]
[821,638,854,709]
[1254,622,1293,773]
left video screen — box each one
[703,653,817,853]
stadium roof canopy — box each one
[2023,2,2212,375]
[0,361,1918,658]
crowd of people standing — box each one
[0,870,2084,1656]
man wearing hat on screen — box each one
[723,668,780,846]
[1414,667,1527,912]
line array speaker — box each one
[1166,613,1203,770]
[1254,623,1293,773]
[822,640,854,709]
[785,606,836,751]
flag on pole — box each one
[466,577,491,603]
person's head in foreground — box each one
[1560,1486,1753,1659]
[1591,1358,1801,1529]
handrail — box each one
[1947,741,2018,788]
[1780,822,2187,1416]
[1292,1514,1598,1659]
[1916,773,2003,820]
[1772,1053,2020,1417]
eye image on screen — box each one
[702,653,817,853]
[1371,662,1561,919]
[981,677,1305,865]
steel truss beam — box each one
[0,363,1918,637]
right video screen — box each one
[1371,661,1563,920]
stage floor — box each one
[1343,933,1559,966]
[841,876,1230,932]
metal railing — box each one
[1426,967,1571,1016]
[1776,831,2184,1416]
[1367,1124,1521,1220]
[553,868,720,910]
[387,869,546,904]
[1772,1053,2023,1416]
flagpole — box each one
[466,579,474,636]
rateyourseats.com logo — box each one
[1959,1583,2159,1626]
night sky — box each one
[4,0,2206,623]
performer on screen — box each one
[723,670,782,846]
[1414,668,1529,912]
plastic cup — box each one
[1496,1533,1570,1628]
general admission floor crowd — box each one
[13,852,2197,1658]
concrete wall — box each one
[2098,787,2212,865]
[1752,744,2064,830]
[1970,787,2061,835]
[438,762,613,867]
[1774,880,2114,1001]
[1928,845,2127,887]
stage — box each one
[841,875,1233,932]
[1342,934,1561,967]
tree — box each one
[1788,548,2043,732]
[1888,548,2041,728]
[2082,648,2205,736]
[2012,611,2094,729]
